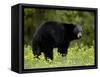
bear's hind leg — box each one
[44,48,53,60]
[33,48,41,59]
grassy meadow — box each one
[24,44,94,69]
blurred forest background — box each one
[24,8,95,69]
[24,8,95,47]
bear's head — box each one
[73,25,83,39]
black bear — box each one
[32,21,83,60]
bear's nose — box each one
[77,32,82,38]
[78,35,82,38]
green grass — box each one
[24,44,94,69]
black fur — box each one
[32,21,83,60]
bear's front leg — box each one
[58,47,68,57]
[58,44,69,57]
